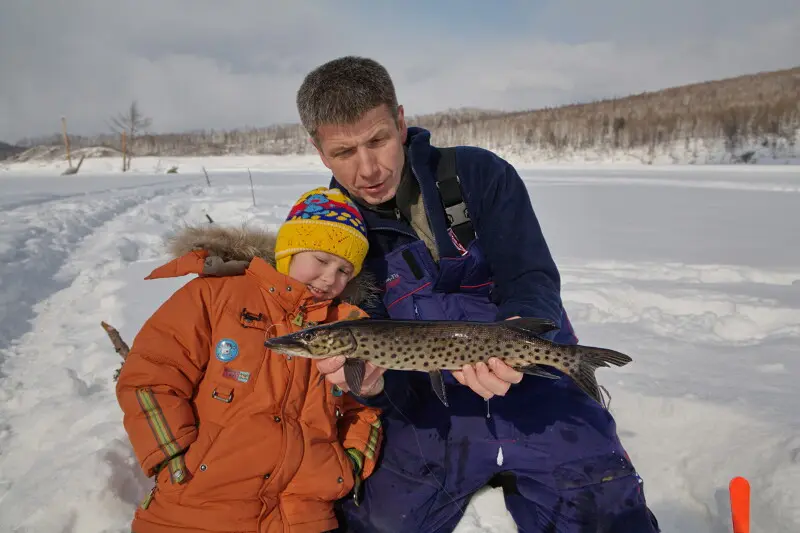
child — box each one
[116,187,383,533]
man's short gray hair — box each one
[296,56,399,141]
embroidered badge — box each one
[222,368,251,383]
[215,339,239,362]
[385,273,401,289]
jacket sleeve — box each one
[468,149,565,340]
[115,277,214,483]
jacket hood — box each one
[162,223,380,308]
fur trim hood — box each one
[163,223,379,308]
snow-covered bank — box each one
[2,130,798,179]
[493,131,800,166]
[0,165,798,532]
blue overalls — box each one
[334,138,659,533]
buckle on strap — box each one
[445,202,470,227]
[436,174,470,226]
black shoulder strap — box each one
[435,147,475,248]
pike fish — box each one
[264,317,632,407]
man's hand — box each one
[451,359,523,399]
[316,356,387,397]
[451,315,526,399]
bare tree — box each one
[109,100,152,170]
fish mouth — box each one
[264,335,310,356]
[264,337,303,349]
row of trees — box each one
[14,67,800,161]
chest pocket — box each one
[195,306,274,423]
[378,239,498,322]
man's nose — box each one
[357,147,380,179]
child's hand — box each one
[316,356,386,397]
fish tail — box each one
[572,346,632,407]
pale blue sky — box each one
[1,0,798,142]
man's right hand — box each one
[316,356,387,397]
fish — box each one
[264,317,632,407]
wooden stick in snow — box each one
[101,321,130,360]
[248,168,256,206]
[61,116,72,168]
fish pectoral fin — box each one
[502,317,559,336]
[344,359,366,394]
[428,370,448,407]
[517,365,561,380]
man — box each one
[297,56,659,533]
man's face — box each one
[313,104,408,205]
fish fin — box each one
[573,346,632,407]
[344,359,366,394]
[428,370,448,407]
[503,317,559,336]
[517,365,561,380]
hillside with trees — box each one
[11,66,800,165]
[0,142,24,160]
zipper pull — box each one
[394,207,401,220]
[292,313,304,327]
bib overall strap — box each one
[435,147,476,249]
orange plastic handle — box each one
[729,476,750,533]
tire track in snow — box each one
[0,182,198,362]
[0,183,254,532]
[560,260,800,346]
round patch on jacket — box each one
[215,338,239,362]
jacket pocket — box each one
[151,421,223,504]
[182,421,224,478]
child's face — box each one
[288,251,355,301]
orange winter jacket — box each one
[116,226,383,533]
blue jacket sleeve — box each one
[467,149,564,340]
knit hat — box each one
[275,187,369,277]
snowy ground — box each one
[0,158,798,532]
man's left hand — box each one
[451,316,526,399]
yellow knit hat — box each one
[274,187,369,277]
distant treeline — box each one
[13,66,800,159]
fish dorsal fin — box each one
[503,317,558,336]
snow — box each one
[0,157,798,533]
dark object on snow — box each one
[101,321,130,382]
[61,155,86,175]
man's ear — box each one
[396,104,408,144]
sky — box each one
[1,0,798,143]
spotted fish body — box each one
[264,317,633,407]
